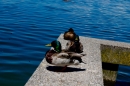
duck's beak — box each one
[45,43,52,46]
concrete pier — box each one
[25,34,130,86]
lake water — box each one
[0,0,130,85]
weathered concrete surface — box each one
[25,34,130,86]
[25,34,103,86]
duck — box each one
[45,40,86,71]
[63,28,83,53]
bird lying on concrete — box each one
[45,40,86,71]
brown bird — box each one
[45,40,86,71]
[63,28,83,53]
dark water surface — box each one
[0,0,130,85]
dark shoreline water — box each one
[0,0,130,85]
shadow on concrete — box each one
[46,66,86,72]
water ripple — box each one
[0,0,130,85]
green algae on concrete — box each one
[101,44,130,86]
[101,44,130,66]
[102,70,117,86]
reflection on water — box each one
[116,65,130,85]
[0,0,130,85]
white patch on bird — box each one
[57,53,69,57]
[51,56,81,67]
[71,53,85,57]
[73,60,80,65]
[52,56,71,66]
[65,41,70,50]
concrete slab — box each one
[25,34,130,86]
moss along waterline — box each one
[101,44,130,86]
